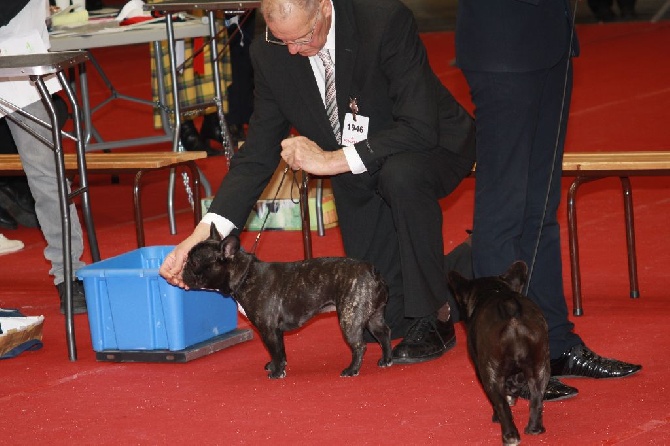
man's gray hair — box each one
[261,0,321,23]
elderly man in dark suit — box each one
[161,0,476,364]
[456,0,641,400]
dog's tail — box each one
[497,296,523,320]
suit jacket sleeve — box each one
[348,0,473,174]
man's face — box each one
[266,0,332,57]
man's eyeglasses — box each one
[265,11,320,46]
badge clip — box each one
[348,97,359,121]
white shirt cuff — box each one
[201,213,237,237]
[343,145,367,174]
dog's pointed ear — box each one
[208,222,222,241]
[220,234,240,259]
[501,261,528,293]
[447,270,472,299]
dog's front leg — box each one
[260,328,288,379]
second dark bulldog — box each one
[448,261,550,446]
[182,223,393,379]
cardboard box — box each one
[77,246,238,352]
[202,166,339,231]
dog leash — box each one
[525,0,580,292]
[249,164,304,254]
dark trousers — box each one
[463,57,582,359]
[225,10,255,126]
[333,148,474,339]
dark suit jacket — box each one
[455,0,578,73]
[209,0,475,247]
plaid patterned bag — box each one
[150,31,232,129]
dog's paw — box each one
[524,424,546,435]
[378,357,393,368]
[502,434,521,445]
[340,367,360,377]
[264,360,287,379]
[267,370,287,379]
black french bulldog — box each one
[448,261,550,446]
[182,223,393,379]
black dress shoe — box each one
[180,120,225,157]
[0,206,17,230]
[551,343,642,379]
[55,279,88,315]
[227,123,246,143]
[201,113,241,152]
[200,112,224,144]
[519,377,579,402]
[0,184,38,228]
[392,316,456,364]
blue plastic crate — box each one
[77,246,237,352]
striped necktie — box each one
[317,49,341,144]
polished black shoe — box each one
[180,120,225,157]
[180,120,209,152]
[0,206,17,230]
[227,123,246,143]
[55,279,88,315]
[0,184,38,228]
[551,343,642,379]
[519,377,579,402]
[200,112,224,144]
[392,316,455,364]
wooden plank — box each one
[0,151,207,172]
[2,150,669,175]
[562,151,670,173]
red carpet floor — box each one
[1,22,669,445]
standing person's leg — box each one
[0,117,38,228]
[518,58,582,358]
[225,10,256,135]
[6,99,87,312]
[464,67,579,400]
[465,69,541,278]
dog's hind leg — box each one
[524,375,547,435]
[341,341,366,377]
[339,320,367,377]
[260,328,288,379]
[366,309,393,368]
[485,379,521,445]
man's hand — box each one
[159,222,212,288]
[280,136,350,175]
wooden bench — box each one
[0,151,207,247]
[560,151,670,316]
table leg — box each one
[34,76,77,361]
